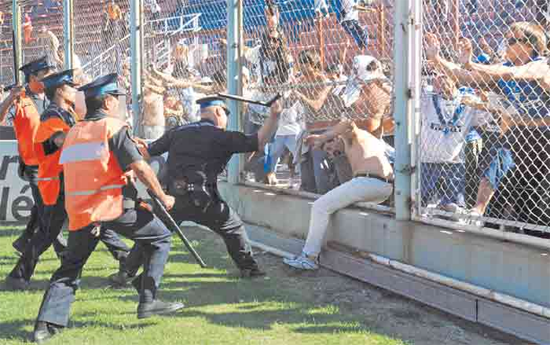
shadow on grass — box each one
[0,318,156,343]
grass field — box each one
[0,224,519,345]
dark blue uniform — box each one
[146,119,263,274]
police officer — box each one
[138,95,281,278]
[0,57,66,257]
[33,74,183,344]
[5,70,129,291]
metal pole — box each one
[63,0,74,69]
[393,0,416,221]
[226,0,243,184]
[410,0,422,218]
[12,0,22,83]
[131,0,143,134]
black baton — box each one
[147,190,207,268]
[218,92,281,107]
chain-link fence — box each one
[419,0,550,235]
[20,0,64,72]
[232,0,396,198]
[0,1,14,88]
[138,0,227,139]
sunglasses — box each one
[507,37,529,46]
[222,107,231,117]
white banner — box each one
[0,141,34,222]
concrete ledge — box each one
[244,223,550,345]
[219,183,550,308]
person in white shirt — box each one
[419,73,479,213]
[265,96,305,185]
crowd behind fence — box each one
[0,0,549,238]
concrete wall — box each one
[219,182,550,309]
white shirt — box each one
[420,89,476,164]
[277,100,305,136]
[341,0,359,22]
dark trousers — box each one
[169,184,258,270]
[36,208,172,327]
[9,192,131,282]
[341,19,368,50]
[19,172,66,254]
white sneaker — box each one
[464,210,485,228]
[283,253,319,270]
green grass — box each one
[0,225,407,345]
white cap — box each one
[341,55,381,108]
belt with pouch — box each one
[172,179,216,196]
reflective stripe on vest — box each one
[35,176,60,181]
[66,184,126,196]
[59,141,108,164]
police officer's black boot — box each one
[240,267,266,279]
[137,300,185,319]
[5,275,29,291]
[108,257,135,288]
[33,321,62,344]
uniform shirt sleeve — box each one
[108,127,143,171]
[221,130,259,154]
[147,130,172,157]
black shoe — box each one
[12,235,29,254]
[108,271,134,288]
[33,321,62,344]
[5,276,29,291]
[240,267,267,279]
[137,300,185,319]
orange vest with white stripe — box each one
[34,108,75,205]
[60,117,129,231]
[13,96,44,166]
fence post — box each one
[63,0,74,69]
[11,0,22,83]
[226,0,243,184]
[393,0,421,221]
[130,0,143,133]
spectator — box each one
[105,0,123,44]
[314,0,330,19]
[283,118,393,270]
[419,74,479,215]
[141,73,166,139]
[459,90,514,226]
[265,95,305,186]
[241,4,291,86]
[0,10,4,36]
[23,12,33,44]
[145,0,162,31]
[292,50,337,195]
[338,0,375,51]
[37,26,62,69]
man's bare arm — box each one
[257,100,282,150]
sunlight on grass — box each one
[0,225,407,345]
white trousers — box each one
[303,177,393,257]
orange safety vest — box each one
[34,111,75,205]
[60,117,129,231]
[13,96,44,166]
